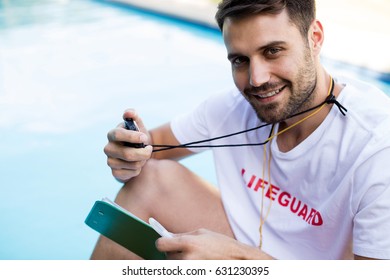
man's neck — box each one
[276,73,341,152]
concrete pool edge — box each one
[106,0,218,29]
[102,0,390,83]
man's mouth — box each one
[254,86,286,99]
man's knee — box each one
[123,158,182,190]
[139,158,180,180]
[115,159,185,211]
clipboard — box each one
[85,198,167,260]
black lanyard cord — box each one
[152,122,272,152]
[152,79,347,152]
[152,123,276,152]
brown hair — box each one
[215,0,316,37]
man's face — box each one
[223,10,318,123]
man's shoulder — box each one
[337,75,390,107]
[335,76,390,151]
[336,75,390,123]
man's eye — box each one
[232,57,248,67]
[266,47,281,56]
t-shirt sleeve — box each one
[352,147,390,259]
[170,97,212,153]
[170,89,241,153]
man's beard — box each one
[243,51,317,124]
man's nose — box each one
[249,60,270,87]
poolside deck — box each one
[108,0,390,79]
[109,0,218,28]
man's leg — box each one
[90,159,234,259]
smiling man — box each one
[91,0,390,260]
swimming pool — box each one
[0,0,389,260]
[0,0,233,260]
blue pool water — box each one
[0,0,389,260]
[0,0,232,260]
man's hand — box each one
[155,228,274,260]
[104,109,153,182]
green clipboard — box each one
[85,198,166,260]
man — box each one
[91,0,390,259]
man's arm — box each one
[150,122,194,161]
[156,229,274,260]
[156,231,377,260]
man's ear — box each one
[308,19,324,56]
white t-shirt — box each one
[171,76,390,259]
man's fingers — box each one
[104,142,152,162]
[122,109,148,134]
[107,127,148,146]
[111,167,142,182]
[156,234,194,253]
[107,157,146,171]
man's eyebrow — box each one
[227,40,287,60]
[227,52,240,61]
[260,41,287,50]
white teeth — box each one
[258,88,282,99]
